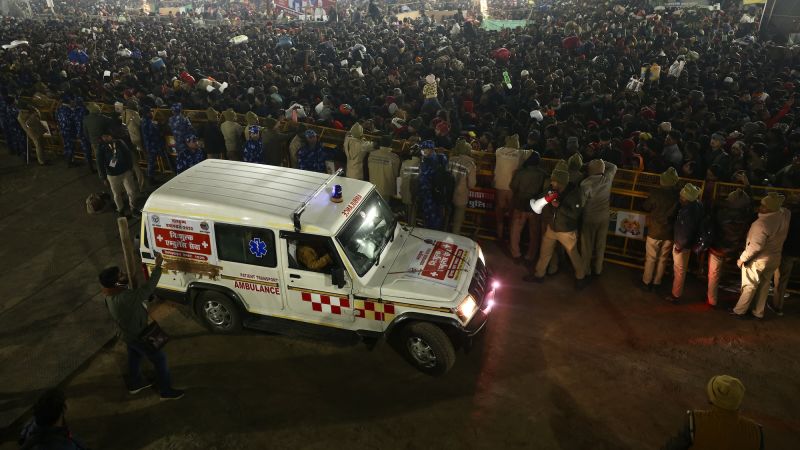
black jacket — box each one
[674,201,705,251]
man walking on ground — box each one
[99,253,184,400]
[525,168,588,289]
[666,183,704,304]
[580,159,617,276]
[509,151,548,264]
[662,375,763,450]
[731,192,791,319]
[642,167,680,291]
[97,127,138,218]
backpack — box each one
[85,192,110,214]
[431,160,455,205]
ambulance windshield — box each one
[337,191,397,277]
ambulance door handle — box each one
[290,274,302,279]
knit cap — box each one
[222,109,236,122]
[245,111,259,126]
[726,188,751,209]
[706,375,745,411]
[588,159,605,176]
[680,183,701,202]
[505,134,520,149]
[551,169,569,186]
[567,152,583,171]
[760,192,785,212]
[350,122,363,139]
[660,167,679,187]
[554,159,568,172]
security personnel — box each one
[418,140,448,230]
[706,189,753,307]
[667,183,704,304]
[220,109,243,161]
[140,106,172,182]
[242,125,264,163]
[18,107,49,165]
[2,96,27,158]
[73,97,94,172]
[509,151,548,263]
[494,134,531,240]
[176,135,205,174]
[368,135,401,200]
[297,130,328,173]
[580,159,617,276]
[400,145,422,225]
[55,95,78,166]
[642,167,680,291]
[121,106,145,188]
[82,103,115,177]
[168,103,195,157]
[662,375,763,450]
[448,138,477,234]
[97,127,138,217]
[344,122,372,180]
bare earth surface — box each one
[1,153,798,449]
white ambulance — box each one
[139,160,495,375]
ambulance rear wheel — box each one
[401,322,455,376]
[198,292,241,333]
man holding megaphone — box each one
[524,168,588,289]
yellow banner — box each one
[743,0,766,4]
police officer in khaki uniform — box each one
[121,106,146,189]
[400,145,422,225]
[220,109,243,161]
[448,139,477,234]
[368,135,401,200]
[18,107,49,165]
[662,375,763,450]
[344,122,372,180]
[493,134,531,240]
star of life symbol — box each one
[249,238,267,258]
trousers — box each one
[733,258,780,319]
[534,226,585,280]
[581,219,609,275]
[127,340,172,394]
[706,252,729,306]
[671,247,691,298]
[107,171,138,213]
[451,205,466,234]
[509,210,541,260]
[643,237,673,286]
[772,255,798,312]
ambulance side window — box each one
[214,224,277,268]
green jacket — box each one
[510,166,549,211]
[643,186,680,240]
[106,267,162,343]
[545,183,584,232]
[82,112,114,148]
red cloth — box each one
[562,35,581,50]
[492,47,511,62]
[179,71,196,86]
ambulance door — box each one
[213,223,284,316]
[278,232,355,326]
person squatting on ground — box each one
[526,167,588,289]
[508,151,548,264]
[580,159,617,277]
[662,375,763,450]
[642,167,681,291]
[96,126,138,218]
[705,189,753,307]
[99,253,184,400]
[731,192,791,319]
[667,183,704,304]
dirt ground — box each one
[1,153,799,449]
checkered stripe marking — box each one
[301,292,350,315]
[354,300,396,322]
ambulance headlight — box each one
[457,294,478,321]
[476,244,486,265]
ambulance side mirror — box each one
[330,265,346,289]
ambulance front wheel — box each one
[198,291,242,333]
[400,322,456,376]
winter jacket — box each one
[783,207,800,257]
[220,120,243,155]
[97,140,134,178]
[709,203,754,258]
[202,121,226,156]
[448,154,477,207]
[400,156,421,206]
[580,162,617,222]
[344,135,372,180]
[740,208,791,264]
[643,186,679,240]
[510,166,548,211]
[106,267,162,344]
[674,201,705,251]
[368,147,401,199]
[122,109,142,146]
[544,183,584,232]
[83,112,114,148]
[262,128,292,166]
[494,147,531,190]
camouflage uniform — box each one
[73,99,93,169]
[168,104,195,156]
[55,102,78,163]
[141,114,171,178]
[176,138,205,174]
[297,142,328,173]
[3,102,27,157]
[419,151,449,230]
[242,125,264,163]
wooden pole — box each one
[117,217,140,288]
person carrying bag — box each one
[99,253,184,400]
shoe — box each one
[575,278,590,290]
[523,275,544,283]
[665,295,680,304]
[37,161,51,166]
[728,309,748,319]
[640,282,652,292]
[128,381,152,394]
[160,389,185,401]
[767,303,784,317]
[706,302,718,309]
